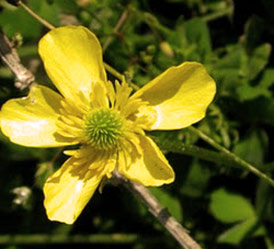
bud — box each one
[147,45,156,55]
[160,41,174,58]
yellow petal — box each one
[38,25,107,102]
[0,85,75,147]
[89,80,108,108]
[43,151,114,224]
[132,62,216,130]
[119,135,175,186]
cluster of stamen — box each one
[84,108,124,150]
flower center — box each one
[84,108,124,150]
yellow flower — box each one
[0,26,216,224]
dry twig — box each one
[0,29,34,89]
[113,171,203,249]
[102,8,129,52]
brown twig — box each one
[102,8,129,52]
[0,29,34,89]
[113,171,203,249]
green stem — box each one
[103,62,139,90]
[18,1,55,30]
[202,7,233,22]
[129,6,172,37]
[0,234,145,244]
[156,140,234,168]
[103,62,124,81]
[188,126,274,187]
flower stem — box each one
[188,126,274,187]
[154,137,235,168]
[103,62,124,81]
[202,7,234,22]
[103,62,139,90]
[18,1,55,30]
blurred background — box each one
[0,0,274,248]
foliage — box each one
[0,0,274,248]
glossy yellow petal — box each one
[0,85,75,147]
[43,151,113,224]
[119,135,175,186]
[38,25,107,102]
[132,62,216,130]
[89,80,108,108]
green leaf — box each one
[236,68,274,101]
[236,84,271,101]
[255,180,273,220]
[180,159,210,197]
[0,6,41,38]
[150,188,183,222]
[210,188,255,223]
[265,236,274,249]
[218,216,265,245]
[233,129,268,165]
[211,45,246,93]
[53,0,78,14]
[32,0,60,26]
[234,95,274,124]
[184,17,212,62]
[243,17,264,51]
[213,45,244,74]
[246,43,271,80]
[260,69,274,88]
[174,17,211,62]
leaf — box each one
[236,69,274,101]
[233,129,268,165]
[265,236,274,249]
[33,0,60,26]
[246,43,271,80]
[180,159,210,197]
[260,69,274,88]
[236,84,271,101]
[53,0,79,14]
[243,17,265,51]
[218,216,265,245]
[213,45,244,74]
[0,6,41,38]
[233,96,274,125]
[184,17,212,62]
[174,17,212,62]
[210,188,255,223]
[255,180,274,221]
[150,188,183,222]
[211,44,246,93]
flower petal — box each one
[38,25,107,102]
[132,62,216,130]
[43,151,115,224]
[0,85,75,147]
[119,135,175,186]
